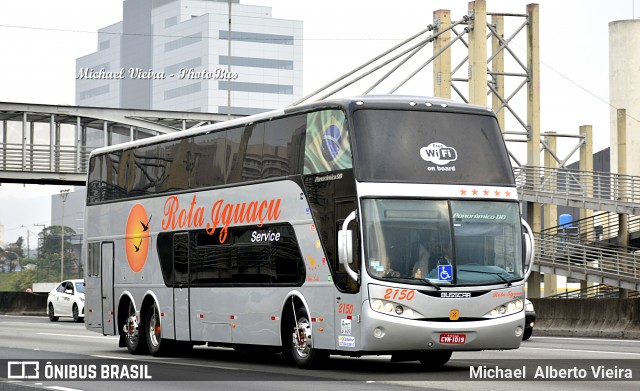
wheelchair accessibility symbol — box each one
[438,265,453,281]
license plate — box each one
[439,333,466,344]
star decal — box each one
[483,189,490,196]
[471,189,478,196]
[460,188,467,196]
[494,190,501,196]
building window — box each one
[218,81,293,95]
[79,85,110,100]
[219,106,273,116]
[219,55,293,70]
[165,32,202,52]
[219,30,294,45]
[164,16,177,28]
[164,82,201,100]
[164,57,202,74]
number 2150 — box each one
[384,288,415,301]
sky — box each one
[0,0,638,245]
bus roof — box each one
[88,95,494,158]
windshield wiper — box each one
[384,276,441,290]
[459,269,512,287]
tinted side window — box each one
[241,123,265,182]
[129,143,160,196]
[263,115,306,178]
[225,127,244,184]
[157,138,192,193]
[174,233,189,284]
[87,155,103,204]
[190,224,305,286]
[192,131,226,188]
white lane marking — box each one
[521,346,640,356]
[37,333,117,340]
[46,387,85,391]
[531,336,640,343]
[91,354,241,371]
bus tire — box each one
[418,350,452,368]
[145,302,171,357]
[123,302,148,355]
[522,328,533,341]
[288,307,328,369]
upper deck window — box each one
[303,110,352,174]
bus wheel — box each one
[145,302,171,357]
[123,302,147,354]
[289,307,327,369]
[418,351,452,368]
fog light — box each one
[373,327,385,338]
[515,326,523,337]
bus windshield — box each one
[362,199,523,286]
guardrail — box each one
[541,211,640,245]
[535,233,640,291]
[0,143,92,173]
[514,166,640,215]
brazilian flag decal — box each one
[304,110,352,174]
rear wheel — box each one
[418,351,452,368]
[522,328,533,340]
[289,307,328,369]
[48,303,58,322]
[123,301,147,354]
[145,302,172,357]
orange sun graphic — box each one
[125,204,151,272]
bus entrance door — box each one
[101,242,115,335]
[173,233,191,341]
[334,200,361,351]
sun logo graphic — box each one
[125,204,152,272]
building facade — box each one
[76,0,302,115]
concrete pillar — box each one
[617,109,629,299]
[579,125,594,241]
[609,20,640,177]
[468,0,487,106]
[433,9,451,99]
[579,125,595,290]
[543,132,558,297]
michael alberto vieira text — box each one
[470,365,633,380]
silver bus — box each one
[84,95,534,369]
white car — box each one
[47,279,85,322]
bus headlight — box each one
[485,299,523,318]
[369,299,423,319]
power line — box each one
[0,23,406,41]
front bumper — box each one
[358,304,525,352]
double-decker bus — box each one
[84,95,534,369]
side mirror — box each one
[521,218,535,280]
[338,210,359,283]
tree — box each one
[37,225,79,282]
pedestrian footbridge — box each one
[0,102,230,185]
[515,166,640,292]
